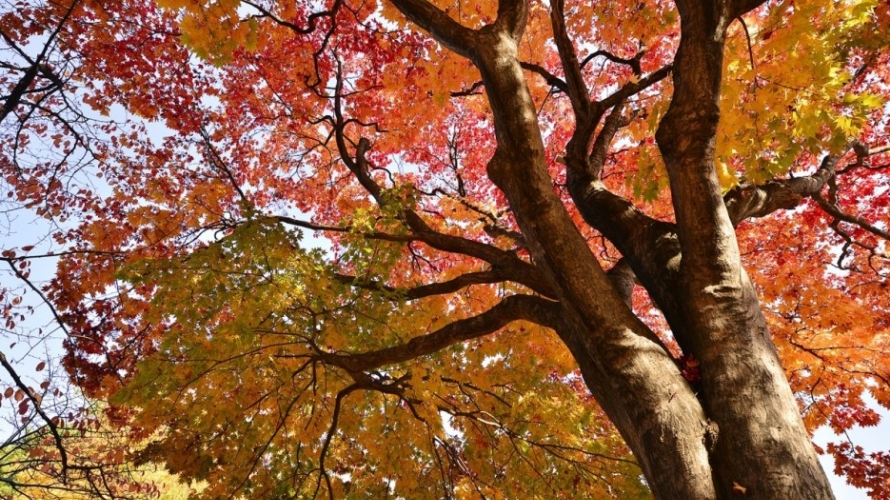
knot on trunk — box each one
[704,419,720,452]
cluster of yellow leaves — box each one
[0,416,200,500]
[156,0,259,62]
[719,0,886,186]
[103,207,646,498]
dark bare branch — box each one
[451,80,484,97]
[599,64,673,112]
[323,294,560,373]
[0,352,69,477]
[386,0,479,58]
[200,127,250,205]
[814,194,890,242]
[549,0,590,117]
[315,383,360,500]
[580,49,643,75]
[730,0,770,18]
[1,63,40,124]
[243,0,342,35]
[334,269,515,300]
[520,62,569,94]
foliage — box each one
[1,0,889,498]
[0,407,196,500]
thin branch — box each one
[520,62,569,94]
[0,352,69,478]
[199,127,250,205]
[580,49,642,76]
[548,0,590,116]
[451,80,484,97]
[243,0,343,35]
[314,383,360,500]
[3,260,71,338]
[814,194,890,242]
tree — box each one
[2,0,889,498]
[1,2,191,497]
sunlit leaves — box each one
[719,0,888,185]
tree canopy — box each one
[1,0,890,498]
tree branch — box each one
[327,70,557,298]
[580,49,643,75]
[519,62,569,94]
[243,0,342,35]
[814,194,890,242]
[386,0,479,58]
[548,0,590,117]
[0,352,69,478]
[730,0,769,19]
[323,294,560,373]
[334,269,516,300]
[494,0,529,40]
[724,142,890,242]
[589,102,632,179]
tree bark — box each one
[654,0,835,497]
[463,19,717,499]
[386,0,836,498]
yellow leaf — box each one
[733,481,747,494]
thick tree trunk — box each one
[387,0,836,498]
[654,1,834,497]
[471,28,717,499]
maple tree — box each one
[2,0,890,498]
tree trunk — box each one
[471,27,717,498]
[387,0,836,498]
[652,1,835,497]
